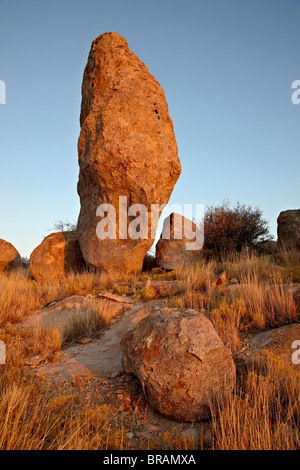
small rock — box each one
[53,351,64,357]
[24,355,44,367]
[204,428,212,443]
[110,371,120,379]
[99,293,133,304]
[77,337,92,345]
[215,272,228,287]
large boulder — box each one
[277,209,300,249]
[77,32,181,275]
[121,308,236,422]
[247,323,300,371]
[29,231,85,281]
[0,239,22,272]
[156,213,202,270]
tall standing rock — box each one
[77,32,181,275]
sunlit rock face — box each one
[0,239,22,272]
[29,231,85,281]
[156,213,202,269]
[122,307,236,422]
[77,32,181,275]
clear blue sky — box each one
[0,0,299,257]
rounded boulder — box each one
[121,307,236,422]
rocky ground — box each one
[17,282,217,448]
[17,278,300,449]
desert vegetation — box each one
[0,241,299,450]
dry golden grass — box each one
[0,372,129,450]
[218,249,273,281]
[20,326,64,358]
[0,248,299,450]
[210,351,300,450]
[171,251,298,353]
[133,279,157,302]
[277,243,300,268]
[143,426,198,450]
[177,258,216,292]
[0,271,61,325]
[15,310,107,360]
[0,270,127,326]
[228,274,297,327]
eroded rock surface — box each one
[20,294,130,332]
[77,32,181,275]
[29,231,85,281]
[277,209,300,249]
[0,238,22,272]
[121,307,236,422]
[156,213,202,270]
[247,323,300,370]
[26,300,164,380]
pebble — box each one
[110,372,119,379]
[78,337,92,345]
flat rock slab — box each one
[30,300,166,382]
[64,303,163,378]
[97,292,133,304]
[19,294,131,331]
[35,352,98,384]
[248,323,300,370]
